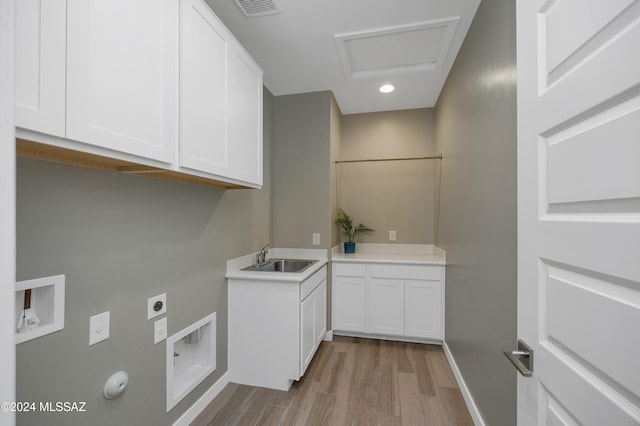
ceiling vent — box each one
[234,0,282,17]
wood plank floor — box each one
[192,336,474,426]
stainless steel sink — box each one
[241,258,317,273]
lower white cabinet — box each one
[405,280,442,339]
[228,265,327,390]
[370,278,404,336]
[301,280,326,374]
[332,275,366,332]
[332,262,445,341]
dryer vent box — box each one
[15,275,65,344]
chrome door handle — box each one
[503,339,533,377]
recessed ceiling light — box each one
[379,84,395,93]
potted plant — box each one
[335,208,375,253]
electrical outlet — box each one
[147,293,166,320]
[154,317,167,344]
[389,230,397,241]
[312,233,320,245]
[89,311,110,346]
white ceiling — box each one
[206,0,481,115]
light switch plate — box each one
[154,317,167,344]
[148,293,167,320]
[89,311,110,346]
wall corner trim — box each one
[171,371,230,426]
[442,341,486,426]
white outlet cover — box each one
[148,293,167,320]
[312,233,320,245]
[154,317,167,344]
[89,311,110,346]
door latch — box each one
[503,339,533,377]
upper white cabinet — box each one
[66,0,178,163]
[227,42,263,186]
[180,0,229,175]
[15,0,66,137]
[181,0,263,187]
[16,0,263,189]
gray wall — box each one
[434,0,517,424]
[272,91,333,250]
[330,95,342,248]
[15,88,274,426]
[339,109,437,244]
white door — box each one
[516,0,640,424]
[66,0,178,163]
[1,0,17,416]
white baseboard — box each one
[442,341,485,426]
[323,330,333,341]
[172,371,230,426]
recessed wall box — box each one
[166,312,216,411]
[15,275,65,344]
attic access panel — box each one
[335,18,460,81]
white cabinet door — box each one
[15,0,65,137]
[314,281,327,347]
[405,280,442,339]
[180,0,229,176]
[227,42,263,186]
[66,0,178,163]
[369,278,404,336]
[301,280,327,374]
[301,290,315,374]
[333,275,366,332]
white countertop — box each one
[331,243,446,265]
[226,248,329,282]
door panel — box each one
[227,45,263,185]
[15,0,65,136]
[180,0,228,174]
[314,281,327,346]
[333,276,366,332]
[67,0,178,163]
[517,0,640,423]
[405,280,441,339]
[369,278,404,336]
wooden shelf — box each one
[17,139,247,190]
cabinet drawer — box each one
[369,264,442,281]
[301,265,327,300]
[334,263,366,277]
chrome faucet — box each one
[256,244,269,267]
